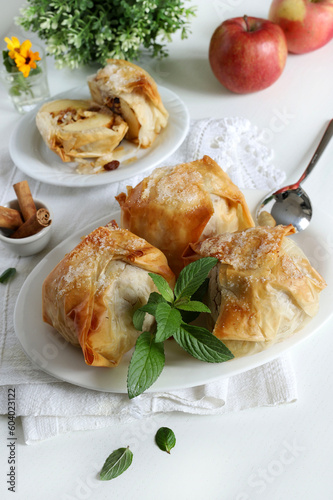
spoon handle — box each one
[296,118,333,187]
[274,119,333,194]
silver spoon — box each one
[256,118,333,232]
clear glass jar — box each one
[0,44,50,114]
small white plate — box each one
[14,190,333,393]
[9,85,190,187]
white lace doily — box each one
[186,117,286,190]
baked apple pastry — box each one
[88,59,169,148]
[116,155,254,275]
[184,224,326,356]
[42,222,175,367]
[36,99,128,162]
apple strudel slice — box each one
[36,99,128,162]
[88,59,169,148]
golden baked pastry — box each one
[184,225,326,356]
[88,59,169,148]
[36,99,128,162]
[42,222,175,368]
[116,155,254,275]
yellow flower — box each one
[14,40,41,78]
[4,36,21,59]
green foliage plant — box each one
[17,0,196,68]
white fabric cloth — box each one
[0,117,294,445]
[1,357,297,444]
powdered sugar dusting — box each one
[197,226,286,270]
[97,63,143,92]
[156,169,203,205]
[54,226,153,296]
[141,163,204,207]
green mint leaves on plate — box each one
[127,257,234,399]
[155,427,176,454]
[0,268,16,284]
[99,447,133,481]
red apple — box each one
[269,0,333,54]
[209,16,288,94]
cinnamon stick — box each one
[0,206,23,230]
[13,181,36,222]
[10,208,51,239]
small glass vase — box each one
[0,44,50,114]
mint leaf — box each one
[148,291,168,305]
[100,447,133,480]
[192,278,210,302]
[175,301,211,313]
[132,309,146,331]
[174,258,218,300]
[155,303,182,343]
[0,268,16,284]
[155,427,176,454]
[149,273,174,302]
[132,292,167,331]
[127,332,165,399]
[178,277,210,324]
[173,324,234,363]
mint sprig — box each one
[127,258,234,399]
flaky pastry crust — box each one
[184,225,326,355]
[42,222,175,367]
[116,155,254,275]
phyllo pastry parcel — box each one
[88,59,169,148]
[116,155,254,275]
[184,225,326,356]
[42,222,175,368]
[36,99,128,162]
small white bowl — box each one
[0,199,53,257]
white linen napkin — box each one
[0,117,295,445]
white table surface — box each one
[1,2,333,499]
